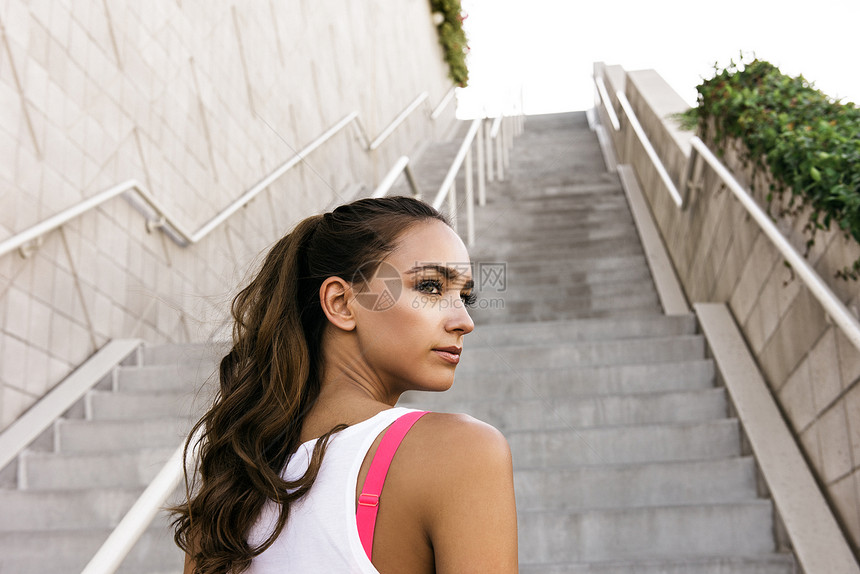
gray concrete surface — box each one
[399,111,797,571]
[0,112,800,572]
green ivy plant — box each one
[681,56,860,279]
[429,0,469,87]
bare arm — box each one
[419,415,519,573]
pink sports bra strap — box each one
[356,410,429,561]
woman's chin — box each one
[411,375,455,394]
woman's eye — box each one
[417,279,443,294]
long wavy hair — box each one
[171,196,449,573]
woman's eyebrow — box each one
[406,264,475,289]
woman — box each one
[173,196,518,573]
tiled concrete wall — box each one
[601,65,860,552]
[0,0,457,429]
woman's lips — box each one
[433,349,460,364]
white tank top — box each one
[246,407,422,573]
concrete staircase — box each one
[0,112,799,573]
[400,112,798,572]
[0,344,221,574]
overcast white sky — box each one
[456,0,860,117]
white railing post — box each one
[404,164,422,199]
[448,179,458,233]
[465,147,475,247]
[476,119,486,206]
[496,123,505,182]
[502,118,511,172]
[486,120,495,183]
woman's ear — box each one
[319,277,356,331]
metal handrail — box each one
[430,86,457,120]
[594,74,860,353]
[689,136,860,350]
[1,89,453,260]
[0,112,359,257]
[369,92,429,151]
[371,156,422,198]
[433,118,483,247]
[0,339,143,473]
[615,91,683,207]
[198,113,363,239]
[433,119,483,208]
[595,76,620,131]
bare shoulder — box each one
[410,411,511,462]
[400,411,513,495]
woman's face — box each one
[351,219,475,396]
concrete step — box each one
[66,390,726,453]
[469,224,642,248]
[425,388,728,431]
[476,195,633,215]
[517,502,775,563]
[489,264,656,293]
[56,418,192,453]
[473,206,635,229]
[518,554,796,574]
[508,419,740,468]
[475,193,628,213]
[513,457,758,511]
[0,487,143,530]
[473,205,634,230]
[456,335,704,373]
[115,364,217,393]
[87,391,203,421]
[472,307,665,325]
[468,225,641,253]
[469,239,645,263]
[479,278,658,304]
[499,171,617,189]
[498,263,652,287]
[466,315,697,347]
[515,181,625,197]
[471,235,645,261]
[466,293,662,324]
[470,243,646,267]
[19,448,175,490]
[496,253,648,274]
[0,516,182,574]
[401,360,715,404]
[141,343,226,366]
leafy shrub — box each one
[682,56,860,279]
[429,0,469,87]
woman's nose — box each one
[449,296,475,334]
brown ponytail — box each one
[171,197,448,573]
